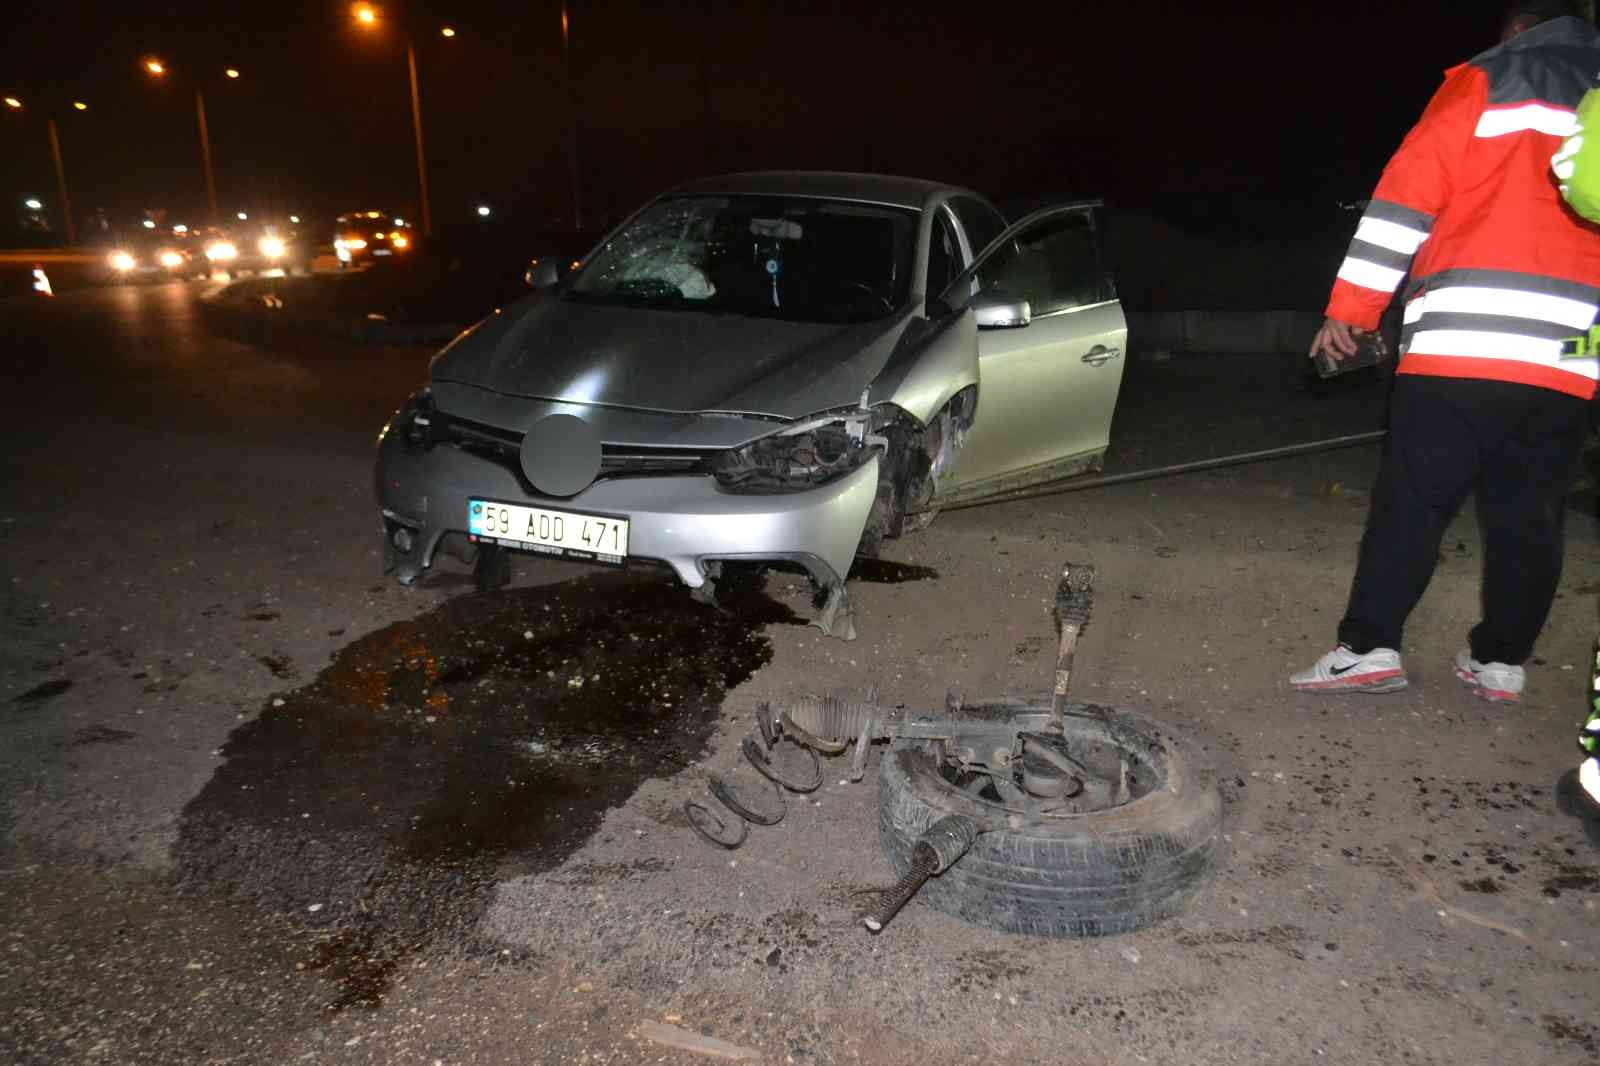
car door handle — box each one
[1081,345,1120,366]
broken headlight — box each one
[378,388,441,449]
[711,409,884,494]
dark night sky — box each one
[1,1,1518,237]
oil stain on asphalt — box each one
[176,568,800,1009]
[848,558,939,584]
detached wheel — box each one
[877,702,1221,938]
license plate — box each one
[373,248,393,256]
[467,499,629,565]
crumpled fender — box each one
[866,308,978,426]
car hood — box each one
[429,293,915,420]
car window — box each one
[949,196,1006,260]
[567,195,917,325]
[973,210,1106,316]
[926,209,962,300]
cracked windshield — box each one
[569,196,915,323]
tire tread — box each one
[876,710,1221,938]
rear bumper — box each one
[376,435,879,589]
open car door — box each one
[936,202,1127,503]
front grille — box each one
[434,414,524,487]
[434,412,713,483]
[600,447,709,478]
[440,414,519,457]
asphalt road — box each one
[5,282,1600,1066]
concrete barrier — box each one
[1126,311,1325,355]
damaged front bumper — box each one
[377,431,879,630]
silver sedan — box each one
[375,172,1127,636]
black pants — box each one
[1338,374,1589,664]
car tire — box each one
[877,702,1221,938]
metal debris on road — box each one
[685,561,1208,935]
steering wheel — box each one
[838,280,893,314]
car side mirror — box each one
[524,258,560,288]
[972,289,1031,330]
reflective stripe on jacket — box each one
[1328,16,1600,400]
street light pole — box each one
[561,0,582,230]
[352,6,437,238]
[143,61,229,228]
[45,116,76,244]
[405,41,433,238]
[194,89,219,226]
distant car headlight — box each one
[341,237,367,251]
[158,250,184,269]
[711,408,883,493]
[205,241,238,262]
[392,235,409,249]
[109,251,137,272]
[258,236,287,259]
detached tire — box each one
[877,702,1221,938]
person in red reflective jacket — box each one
[1292,1,1600,700]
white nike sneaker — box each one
[1452,649,1524,704]
[1290,645,1408,693]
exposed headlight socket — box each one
[403,390,439,448]
[712,408,881,494]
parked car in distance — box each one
[335,210,413,267]
[375,172,1126,637]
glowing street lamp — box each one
[72,101,87,111]
[144,59,165,76]
[352,3,450,237]
[476,204,491,218]
[3,96,20,109]
[23,198,43,211]
[225,68,240,79]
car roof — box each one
[665,171,965,210]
